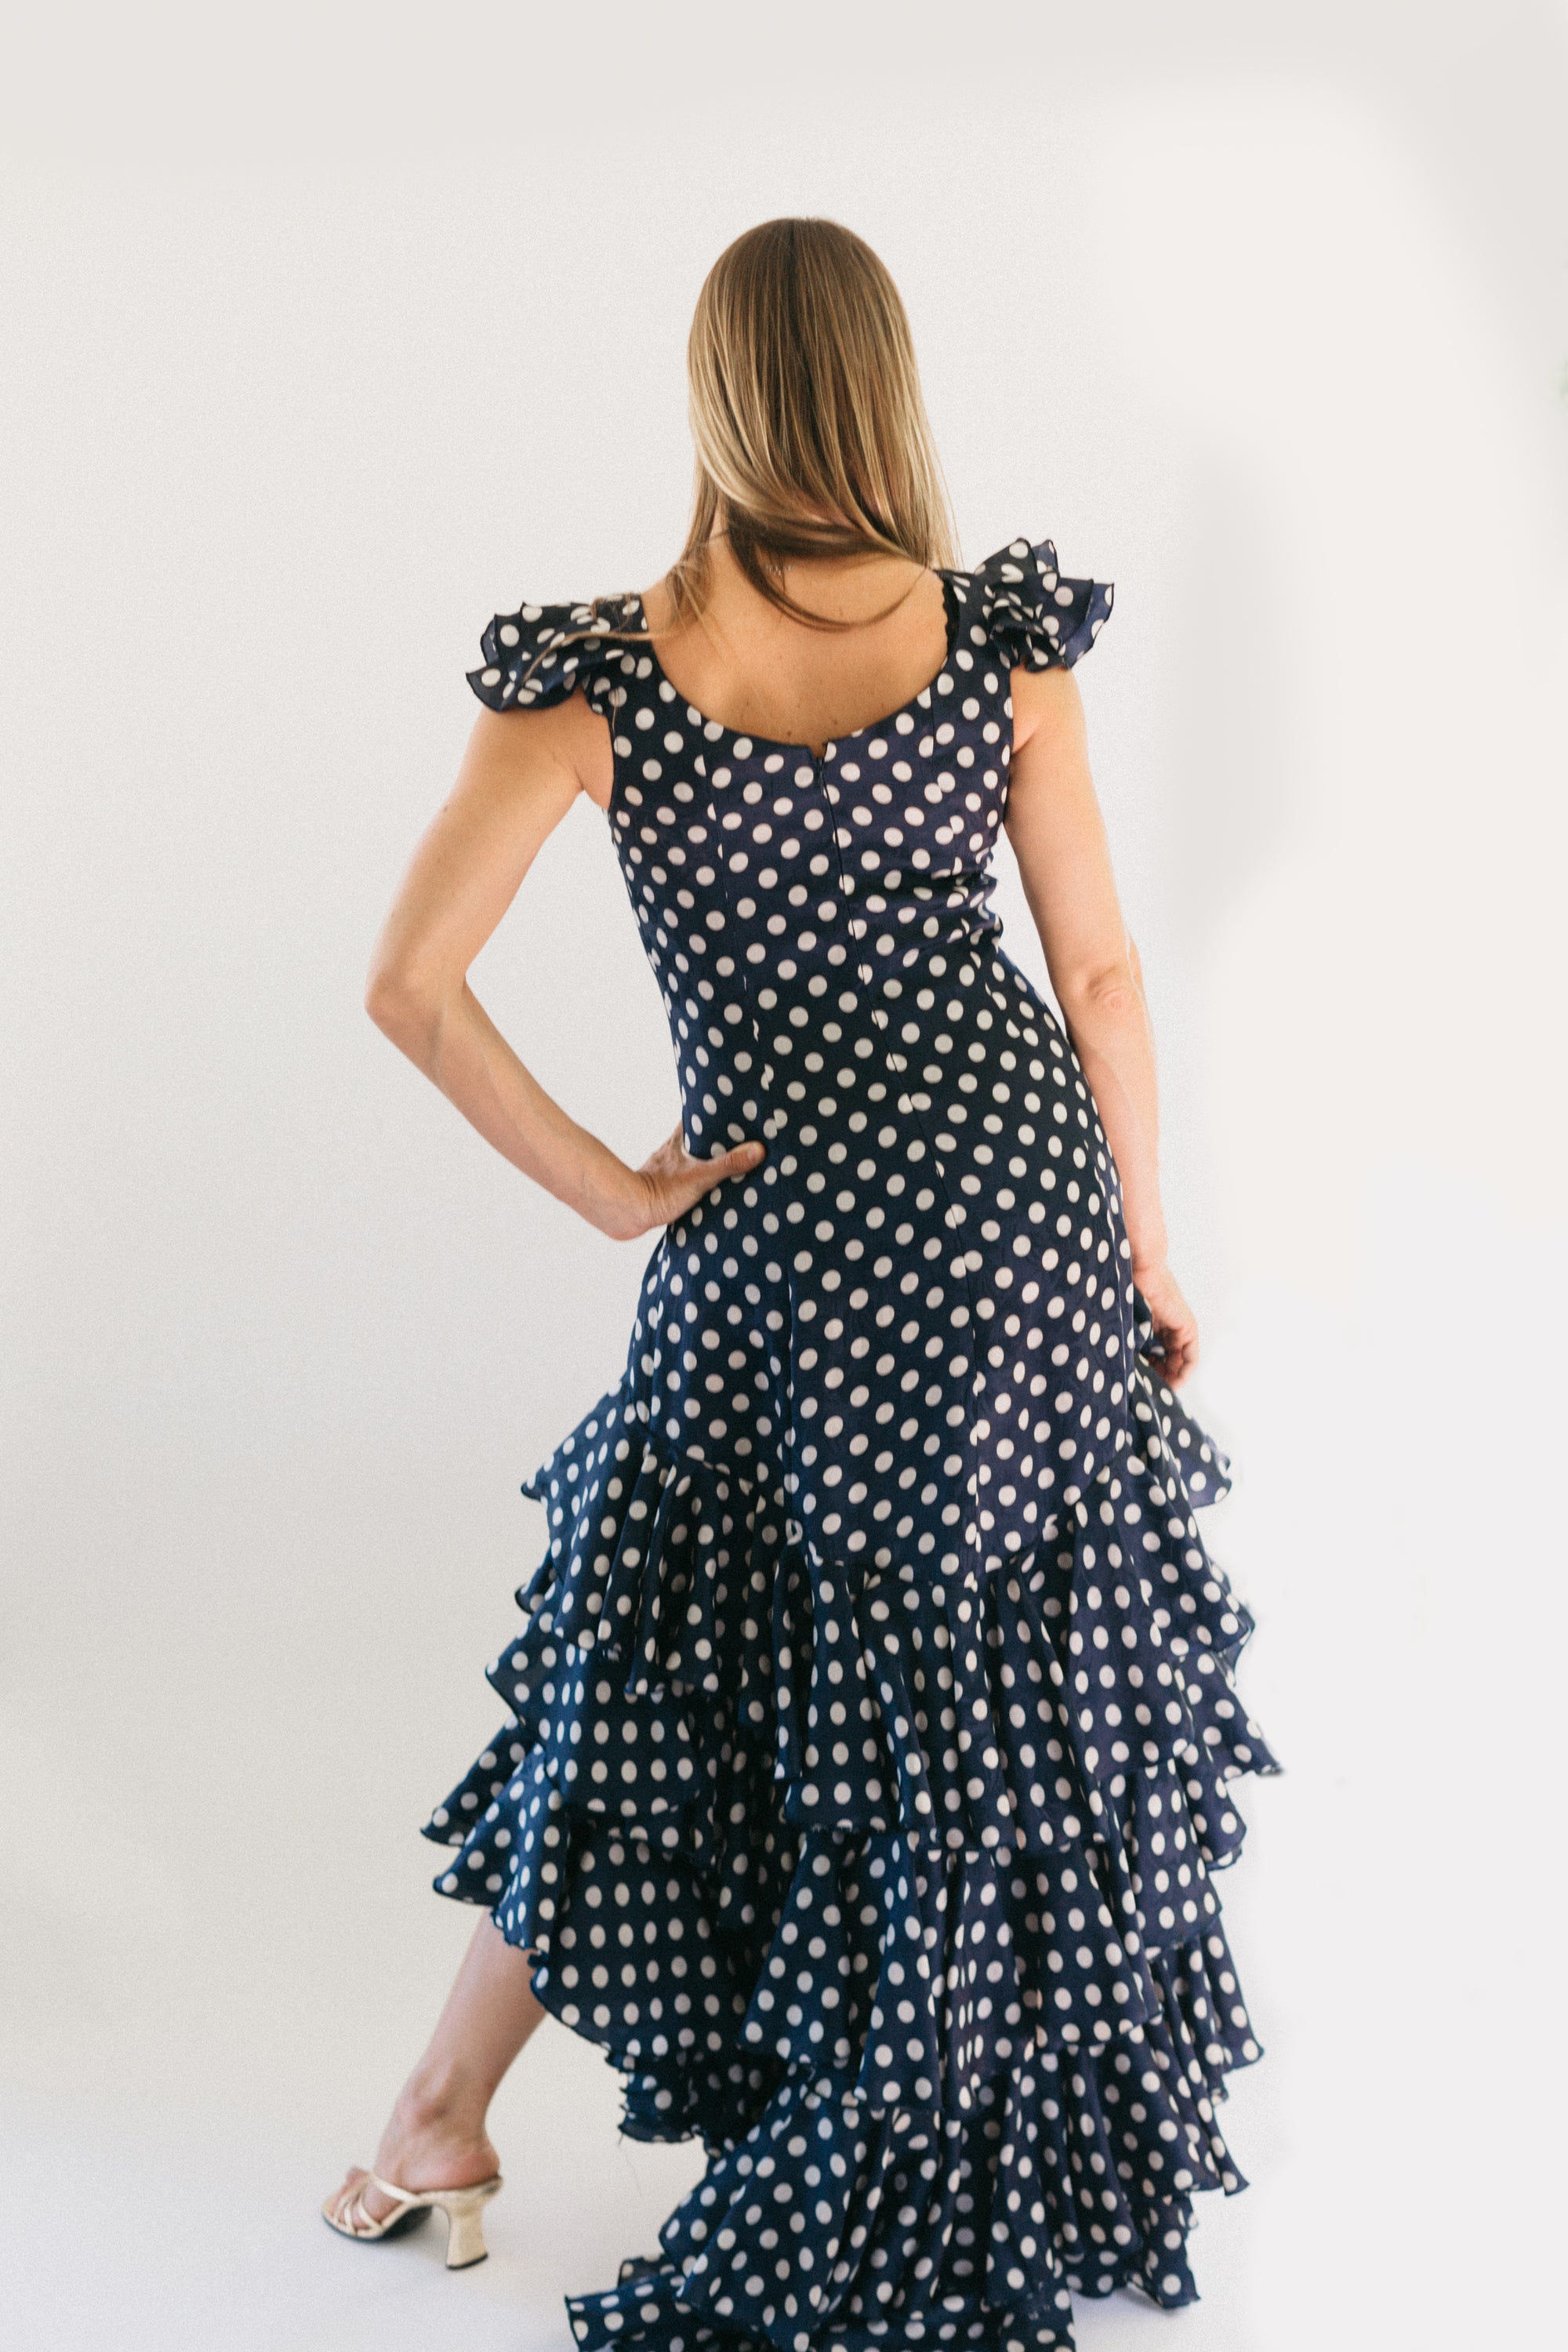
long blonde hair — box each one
[671,217,956,629]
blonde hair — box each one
[672,217,956,628]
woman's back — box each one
[640,541,953,757]
[462,531,1178,1563]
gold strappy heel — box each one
[323,2171,503,2268]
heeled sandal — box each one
[323,2170,503,2268]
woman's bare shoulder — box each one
[1008,662,1085,757]
[469,683,615,811]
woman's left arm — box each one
[1004,665,1197,1385]
[363,698,763,1238]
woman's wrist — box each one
[565,1134,641,1236]
[1128,1233,1170,1282]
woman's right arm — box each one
[365,697,763,1238]
[1004,664,1199,1385]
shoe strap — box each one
[365,2172,423,2209]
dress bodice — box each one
[470,541,1112,1163]
[465,541,1162,1584]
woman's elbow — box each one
[365,957,441,1051]
[1057,959,1142,1026]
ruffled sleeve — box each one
[967,536,1112,670]
[466,593,644,716]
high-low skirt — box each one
[423,1309,1275,2352]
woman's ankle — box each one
[394,2061,491,2145]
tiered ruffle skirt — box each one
[425,1352,1275,2351]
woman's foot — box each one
[323,1918,543,2237]
[325,2079,499,2230]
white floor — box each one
[0,2062,701,2352]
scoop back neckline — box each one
[619,570,965,761]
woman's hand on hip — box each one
[1133,1258,1199,1388]
[592,1127,766,1241]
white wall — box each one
[2,7,1564,2348]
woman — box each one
[325,217,1275,2347]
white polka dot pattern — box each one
[430,541,1275,2350]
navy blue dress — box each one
[425,539,1276,2351]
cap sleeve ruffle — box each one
[466,593,644,716]
[967,537,1112,670]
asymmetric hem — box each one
[424,539,1276,2351]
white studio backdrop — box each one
[2,8,1565,2349]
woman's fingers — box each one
[671,1139,765,1208]
[1134,1266,1198,1389]
[1156,1316,1198,1388]
[699,1139,766,1187]
[636,1137,766,1229]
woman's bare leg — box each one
[325,1915,545,2227]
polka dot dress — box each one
[425,540,1277,2352]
